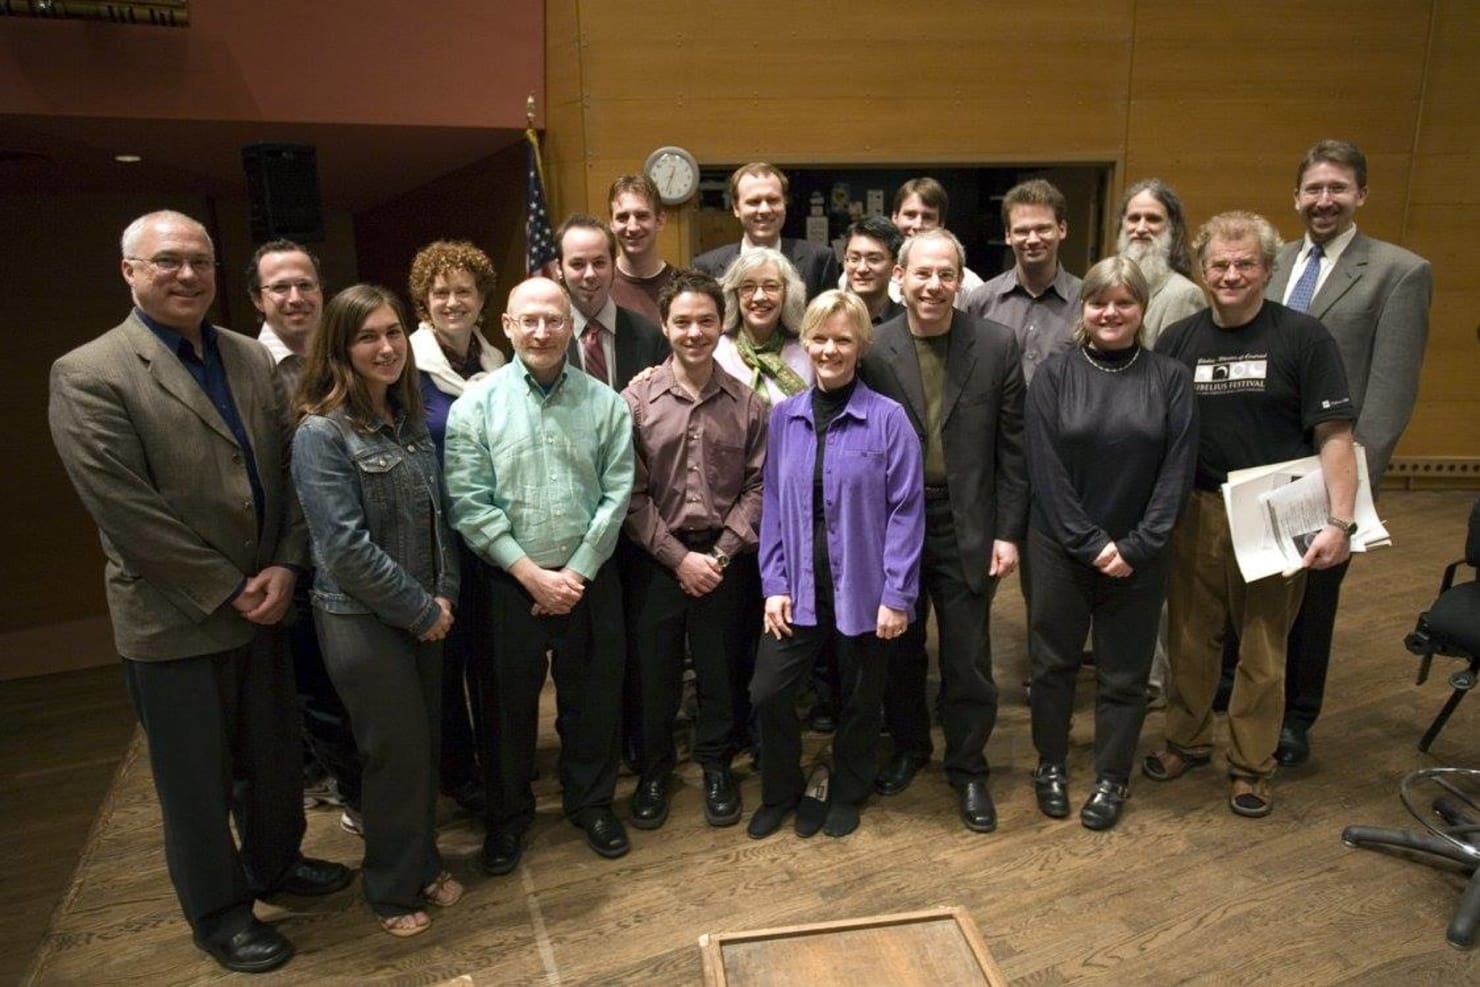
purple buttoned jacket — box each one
[760,380,925,637]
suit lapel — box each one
[1267,244,1298,301]
[940,312,977,427]
[125,317,238,446]
[877,321,928,434]
[1309,233,1369,319]
[612,308,637,390]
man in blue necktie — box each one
[1263,140,1433,768]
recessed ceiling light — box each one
[115,154,142,163]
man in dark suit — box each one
[48,211,350,974]
[861,229,1028,833]
[692,162,841,300]
[557,213,669,391]
[1265,140,1433,766]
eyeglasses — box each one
[844,252,890,267]
[261,279,320,297]
[128,254,217,275]
[738,280,783,297]
[1202,259,1263,277]
[512,314,568,331]
[906,268,959,285]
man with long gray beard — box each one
[1117,179,1207,345]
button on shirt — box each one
[140,311,265,529]
[622,361,768,570]
[965,265,1082,385]
[443,354,634,579]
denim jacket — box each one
[291,407,459,635]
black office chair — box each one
[1403,495,1480,752]
[1342,767,1480,949]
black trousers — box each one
[751,592,894,809]
[1282,557,1351,730]
[625,548,758,780]
[883,495,998,784]
[285,578,361,809]
[1027,529,1168,784]
[316,611,442,917]
[122,629,304,945]
[440,541,488,794]
[481,562,625,833]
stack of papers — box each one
[1222,444,1390,583]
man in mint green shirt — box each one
[444,277,635,870]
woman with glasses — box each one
[1023,257,1196,830]
[748,290,924,841]
[292,284,462,936]
[714,248,812,406]
[406,241,505,817]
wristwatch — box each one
[710,549,731,570]
[1325,515,1358,537]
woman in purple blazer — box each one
[748,290,925,841]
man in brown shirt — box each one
[609,174,676,324]
[621,269,768,830]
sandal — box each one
[380,910,431,938]
[1229,776,1273,818]
[423,871,464,908]
[1141,747,1211,782]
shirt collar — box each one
[1300,223,1358,266]
[256,322,299,365]
[137,308,214,359]
[571,296,618,336]
[997,264,1074,302]
[783,377,872,423]
[512,351,571,396]
[645,358,735,405]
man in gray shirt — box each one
[966,179,1082,386]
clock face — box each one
[645,147,699,204]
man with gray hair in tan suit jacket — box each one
[48,210,351,975]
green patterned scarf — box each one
[734,328,807,403]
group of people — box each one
[47,137,1431,973]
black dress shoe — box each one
[1033,762,1070,819]
[629,776,670,830]
[702,767,742,827]
[1276,725,1311,767]
[958,779,997,834]
[580,809,630,859]
[481,829,523,876]
[195,920,294,974]
[874,752,929,796]
[822,802,859,838]
[746,800,797,839]
[270,857,352,897]
[1080,778,1129,831]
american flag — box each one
[525,128,558,278]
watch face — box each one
[646,148,698,204]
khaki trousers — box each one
[1164,490,1306,780]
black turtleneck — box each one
[809,376,858,609]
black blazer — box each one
[566,304,670,392]
[861,309,1028,594]
[692,237,842,301]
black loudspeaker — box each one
[242,142,324,243]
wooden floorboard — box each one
[10,489,1480,985]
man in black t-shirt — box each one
[1147,211,1356,820]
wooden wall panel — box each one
[1401,0,1480,461]
[549,0,1476,461]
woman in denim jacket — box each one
[291,284,462,938]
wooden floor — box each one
[10,490,1480,985]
